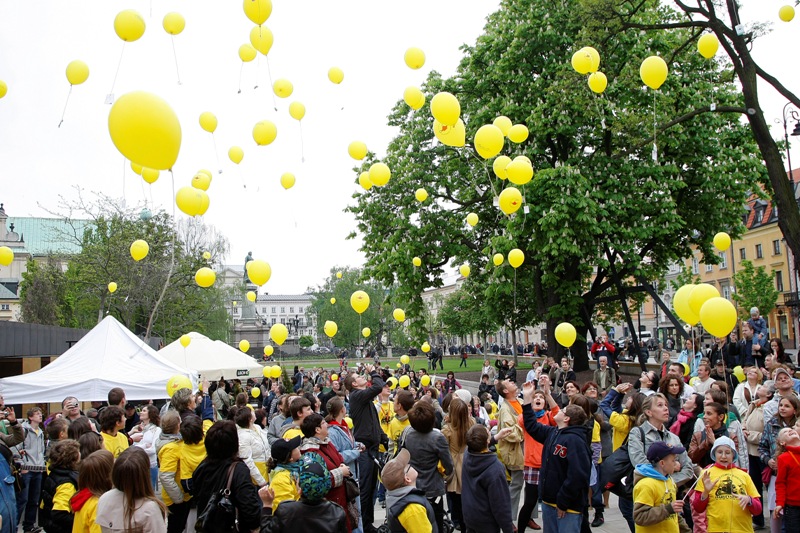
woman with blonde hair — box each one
[441,397,475,531]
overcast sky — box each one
[0,1,797,295]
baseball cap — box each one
[271,435,302,463]
[646,441,685,463]
[774,367,793,380]
[297,454,332,502]
[381,448,411,491]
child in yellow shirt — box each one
[267,436,303,511]
[71,449,114,533]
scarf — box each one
[534,409,546,419]
[275,460,304,480]
[669,409,695,434]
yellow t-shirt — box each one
[158,440,183,506]
[699,465,759,533]
[387,416,410,453]
[633,475,679,533]
[101,432,129,458]
[282,426,303,441]
[73,494,101,533]
[398,502,433,533]
[376,400,395,453]
[269,468,300,512]
[179,441,207,499]
[609,411,632,452]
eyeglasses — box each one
[586,387,598,392]
[404,464,412,475]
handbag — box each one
[195,461,238,532]
[344,475,360,501]
[599,426,645,499]
[761,465,772,485]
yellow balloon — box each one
[229,146,244,164]
[421,342,430,353]
[508,248,525,268]
[393,308,406,322]
[403,87,426,110]
[404,47,426,69]
[176,186,209,217]
[412,257,422,267]
[474,125,505,159]
[253,120,278,146]
[697,33,719,59]
[493,156,511,180]
[493,116,513,136]
[324,321,338,338]
[689,376,699,386]
[369,162,391,187]
[251,387,261,398]
[114,10,145,42]
[492,253,504,266]
[336,271,343,279]
[508,124,529,144]
[195,267,216,288]
[108,91,181,171]
[108,282,118,293]
[162,12,185,35]
[350,290,370,314]
[0,81,7,99]
[239,340,250,352]
[249,25,274,55]
[130,240,149,261]
[779,5,795,22]
[421,375,431,387]
[700,297,737,337]
[733,365,745,382]
[673,285,700,325]
[415,188,428,202]
[141,168,159,185]
[498,187,523,215]
[263,345,274,356]
[571,49,592,75]
[131,162,143,175]
[506,159,533,186]
[270,365,282,378]
[199,112,217,134]
[246,260,272,286]
[433,119,466,147]
[583,47,601,72]
[243,0,272,24]
[466,213,479,227]
[387,377,398,389]
[166,375,192,397]
[399,375,411,388]
[587,72,607,94]
[289,102,305,121]
[514,155,532,165]
[270,323,288,345]
[555,322,577,348]
[430,92,460,127]
[348,141,368,160]
[640,56,669,90]
[66,60,89,85]
[202,251,212,260]
[688,283,719,317]
[330,297,336,304]
[358,172,373,191]
[362,327,371,338]
[400,355,410,365]
[192,171,211,191]
[280,173,296,190]
[247,291,257,302]
[273,79,293,98]
[331,373,339,381]
[459,264,471,278]
[180,335,191,348]
[713,232,731,251]
[328,67,344,84]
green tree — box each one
[19,257,72,326]
[733,260,780,320]
[298,335,314,348]
[436,289,499,344]
[347,0,763,369]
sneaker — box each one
[23,527,43,533]
[591,513,604,527]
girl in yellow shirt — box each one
[71,450,114,533]
[267,435,303,512]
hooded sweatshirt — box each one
[632,464,690,533]
[156,432,183,505]
[461,450,515,533]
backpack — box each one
[599,426,645,500]
[40,469,79,533]
[386,488,438,533]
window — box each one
[233,307,239,315]
[722,286,731,300]
[280,307,285,313]
[271,318,276,325]
[262,307,267,313]
[756,244,763,259]
[773,240,781,255]
[755,208,764,222]
[0,304,8,311]
[299,307,304,313]
[289,307,294,313]
[692,257,699,274]
[271,307,276,313]
[300,318,305,326]
[739,248,746,260]
[705,263,713,272]
[776,271,784,292]
[718,252,727,269]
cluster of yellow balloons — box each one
[262,365,283,379]
[555,322,577,348]
[493,155,534,185]
[0,246,13,266]
[195,267,216,288]
[571,47,607,94]
[246,259,272,286]
[130,239,149,261]
[673,283,737,336]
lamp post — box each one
[779,103,800,346]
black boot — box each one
[591,509,604,527]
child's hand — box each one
[495,427,513,440]
[670,500,684,514]
[775,505,783,517]
[735,494,751,510]
[258,486,275,508]
[522,381,535,404]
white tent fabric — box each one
[158,332,263,381]
[0,316,197,403]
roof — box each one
[257,294,313,303]
[0,284,17,299]
[7,217,88,256]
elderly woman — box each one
[234,406,270,487]
[742,380,775,530]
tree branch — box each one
[754,64,800,109]
[623,21,708,30]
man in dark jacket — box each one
[344,364,385,533]
[461,425,515,533]
[520,382,591,533]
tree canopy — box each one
[733,260,780,320]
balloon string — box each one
[211,133,223,174]
[171,36,182,85]
[652,90,658,163]
[238,62,244,94]
[299,122,305,163]
[254,55,261,90]
[266,57,277,111]
[238,166,247,189]
[109,42,126,101]
[122,158,127,207]
[58,85,72,128]
[145,169,177,340]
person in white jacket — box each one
[733,366,763,416]
[131,405,162,492]
[234,406,271,487]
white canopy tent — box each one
[158,332,263,382]
[0,316,197,404]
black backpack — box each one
[39,469,79,533]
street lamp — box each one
[779,103,800,346]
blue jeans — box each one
[542,504,582,533]
[16,470,43,528]
[150,466,159,493]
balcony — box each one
[784,292,800,307]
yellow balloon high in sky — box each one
[273,79,293,98]
[130,240,149,261]
[243,0,272,25]
[289,102,305,121]
[199,112,217,133]
[239,44,257,62]
[404,47,426,69]
[108,91,181,170]
[246,260,272,286]
[162,12,185,35]
[348,141,367,160]
[114,10,145,42]
[229,146,244,164]
[403,87,426,110]
[350,290,370,314]
[249,25,273,55]
[66,60,89,85]
[328,67,344,84]
[253,120,277,145]
[280,173,296,190]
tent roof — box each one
[158,332,263,381]
[0,316,196,403]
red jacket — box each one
[776,445,800,507]
[519,407,558,469]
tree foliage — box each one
[19,258,72,326]
[347,0,763,369]
[436,289,499,342]
[733,260,780,320]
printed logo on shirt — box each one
[553,444,567,458]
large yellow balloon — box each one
[263,345,274,356]
[108,282,118,293]
[404,47,426,69]
[508,124,529,143]
[700,297,737,337]
[508,248,525,268]
[167,375,192,397]
[459,264,471,278]
[66,60,89,85]
[270,365,282,378]
[289,102,305,121]
[362,327,371,338]
[493,253,504,266]
[571,49,592,75]
[328,67,344,84]
[192,171,211,191]
[252,121,278,146]
[466,213,479,227]
[420,375,431,387]
[498,187,523,215]
[688,283,720,317]
[280,173,296,190]
[493,116,513,136]
[713,232,731,251]
[162,12,185,35]
[273,79,293,98]
[433,119,466,147]
[130,240,149,261]
[270,323,288,345]
[0,81,7,99]
[393,308,406,322]
[109,92,181,170]
[415,188,428,202]
[247,291,257,302]
[229,146,244,164]
[114,10,145,42]
[199,112,217,133]
[506,159,533,186]
[239,44,257,62]
[243,0,272,25]
[474,125,505,159]
[587,72,607,94]
[399,375,411,388]
[358,172,373,191]
[369,163,391,187]
[493,156,511,180]
[239,340,250,353]
[246,260,272,286]
[180,334,191,348]
[324,321,338,338]
[404,87,426,110]
[176,186,209,217]
[195,267,216,288]
[640,56,668,90]
[430,92,460,127]
[779,5,795,22]
[350,290,370,314]
[348,141,367,160]
[141,168,159,185]
[555,322,577,348]
[249,25,274,55]
[673,285,700,325]
[697,33,719,59]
